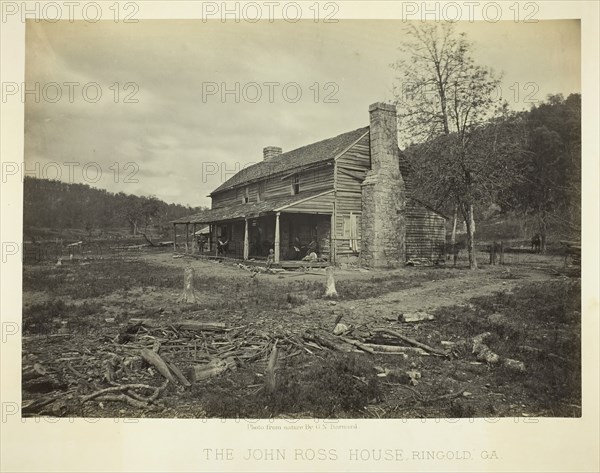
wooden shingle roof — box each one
[173,190,333,224]
[211,126,370,194]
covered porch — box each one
[172,190,334,264]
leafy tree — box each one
[393,23,524,268]
[502,94,581,247]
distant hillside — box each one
[23,177,204,241]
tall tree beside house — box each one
[392,23,521,269]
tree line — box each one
[23,177,205,240]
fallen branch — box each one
[94,394,151,409]
[303,330,355,353]
[81,383,159,402]
[373,329,448,357]
[129,319,227,332]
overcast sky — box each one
[24,20,580,207]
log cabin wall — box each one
[405,201,446,263]
[211,163,334,209]
[333,134,370,259]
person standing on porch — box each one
[217,237,229,256]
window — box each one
[241,186,249,203]
[343,213,360,252]
[257,182,265,202]
[291,174,300,195]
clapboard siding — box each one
[405,201,446,263]
[333,135,370,254]
[281,191,334,214]
[212,162,334,208]
[212,188,239,208]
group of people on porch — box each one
[195,233,319,261]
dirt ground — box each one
[21,250,581,419]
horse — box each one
[531,233,541,253]
[447,239,466,266]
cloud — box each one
[24,20,581,206]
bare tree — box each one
[393,23,517,269]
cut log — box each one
[339,337,376,354]
[140,348,177,384]
[472,332,500,364]
[189,358,236,383]
[177,266,197,303]
[399,312,435,323]
[363,343,429,356]
[324,266,338,298]
[503,358,526,372]
[163,356,192,387]
[373,329,448,357]
[333,323,350,336]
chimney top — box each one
[369,102,396,113]
[263,146,282,161]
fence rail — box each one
[22,242,167,263]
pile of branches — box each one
[22,316,452,416]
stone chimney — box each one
[263,146,282,161]
[360,102,406,268]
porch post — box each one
[192,223,197,253]
[185,223,189,253]
[215,225,219,257]
[274,212,281,263]
[243,218,249,260]
[173,223,177,252]
[330,210,336,264]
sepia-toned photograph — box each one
[18,16,584,422]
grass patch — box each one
[335,269,454,300]
[434,279,581,415]
[23,299,104,335]
[196,352,382,418]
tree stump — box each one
[177,266,197,303]
[264,342,279,395]
[324,266,338,298]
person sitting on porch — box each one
[292,237,302,260]
[266,248,275,268]
[306,238,318,255]
[217,238,229,256]
[302,251,318,262]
